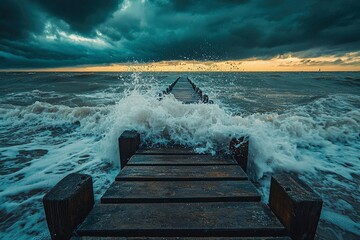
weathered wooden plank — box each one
[136,147,197,155]
[127,154,237,165]
[73,236,291,240]
[171,97,199,103]
[119,131,140,169]
[101,180,260,203]
[171,89,198,96]
[115,165,247,181]
[269,174,322,240]
[230,136,249,172]
[76,202,286,237]
[170,77,200,103]
[171,88,197,92]
[43,173,94,240]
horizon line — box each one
[1,58,360,72]
[1,70,359,73]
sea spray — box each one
[0,72,359,239]
[102,86,360,237]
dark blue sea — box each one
[0,72,359,239]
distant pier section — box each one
[160,76,213,104]
[43,77,322,240]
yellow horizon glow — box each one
[3,54,360,72]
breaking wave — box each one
[0,72,359,239]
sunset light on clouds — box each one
[1,0,359,71]
[37,53,360,72]
[1,1,360,239]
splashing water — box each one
[0,72,359,239]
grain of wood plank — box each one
[76,202,286,237]
[127,154,236,165]
[73,237,291,240]
[115,165,247,181]
[101,180,260,203]
[136,147,197,155]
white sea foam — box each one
[0,73,359,239]
[100,89,359,237]
[100,90,360,237]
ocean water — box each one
[0,71,359,239]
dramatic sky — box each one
[1,0,360,70]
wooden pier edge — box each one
[269,174,323,240]
[42,77,323,240]
[43,173,94,240]
[118,130,140,169]
[230,136,249,172]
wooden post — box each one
[43,173,94,240]
[119,130,140,169]
[269,174,323,240]
[229,136,249,172]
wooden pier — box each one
[43,77,322,240]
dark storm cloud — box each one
[31,0,121,34]
[0,0,41,40]
[152,0,250,12]
[0,0,360,68]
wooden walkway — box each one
[43,77,322,240]
[75,147,289,239]
[170,77,200,103]
[74,78,288,239]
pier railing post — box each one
[43,173,94,240]
[269,174,323,240]
[119,130,140,169]
[229,136,249,172]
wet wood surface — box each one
[136,147,197,155]
[73,78,290,239]
[127,154,237,165]
[170,77,200,103]
[115,165,248,181]
[76,202,286,237]
[269,174,323,240]
[43,173,94,240]
[73,237,292,240]
[101,180,261,203]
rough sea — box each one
[0,72,359,239]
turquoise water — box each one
[0,72,359,239]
